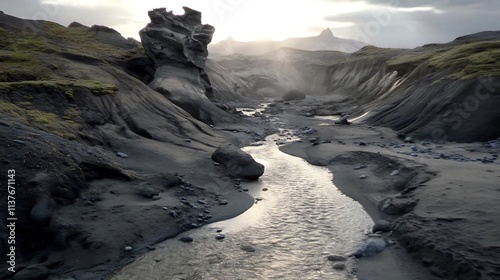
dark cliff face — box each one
[0,11,234,279]
[321,38,500,142]
[139,7,234,125]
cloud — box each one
[0,0,134,30]
[322,0,500,47]
[0,0,499,47]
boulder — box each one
[283,89,306,101]
[212,143,264,180]
[354,237,387,258]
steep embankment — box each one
[213,32,500,142]
[0,11,255,279]
[322,35,500,142]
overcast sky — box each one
[1,0,499,48]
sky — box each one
[0,0,499,48]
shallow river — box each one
[110,136,372,280]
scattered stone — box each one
[240,245,256,252]
[380,197,418,215]
[216,229,223,233]
[354,165,367,170]
[116,152,129,158]
[219,200,228,205]
[215,234,226,240]
[184,139,192,143]
[179,236,194,243]
[197,199,206,205]
[354,237,387,258]
[162,207,169,210]
[372,220,392,233]
[309,137,319,143]
[332,263,346,270]
[359,141,367,146]
[390,170,400,176]
[255,198,263,201]
[124,246,133,252]
[283,89,306,101]
[12,264,49,280]
[262,188,269,191]
[404,137,414,143]
[327,255,347,262]
[138,186,160,198]
[152,195,161,200]
[335,116,350,125]
[13,139,25,145]
[359,175,367,179]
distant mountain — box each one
[209,28,367,55]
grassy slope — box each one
[0,22,140,139]
[387,40,500,79]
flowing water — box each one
[110,136,372,280]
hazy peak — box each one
[319,28,335,38]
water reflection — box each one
[110,136,372,280]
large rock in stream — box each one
[212,143,264,180]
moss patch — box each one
[0,99,82,139]
[388,41,500,79]
[0,80,118,95]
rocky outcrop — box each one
[212,143,264,180]
[140,7,230,124]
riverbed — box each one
[110,135,373,280]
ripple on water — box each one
[111,136,372,280]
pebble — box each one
[332,263,346,270]
[215,234,226,240]
[124,246,133,252]
[179,236,193,243]
[240,245,256,252]
[219,200,228,205]
[327,255,347,262]
[262,188,269,191]
[116,152,129,158]
[404,137,414,143]
[390,170,400,176]
[309,137,319,143]
[359,141,367,146]
[216,229,223,233]
[152,195,161,200]
[359,175,367,179]
[372,220,392,233]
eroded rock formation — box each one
[140,7,228,124]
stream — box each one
[110,135,373,280]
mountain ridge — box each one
[209,28,367,55]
